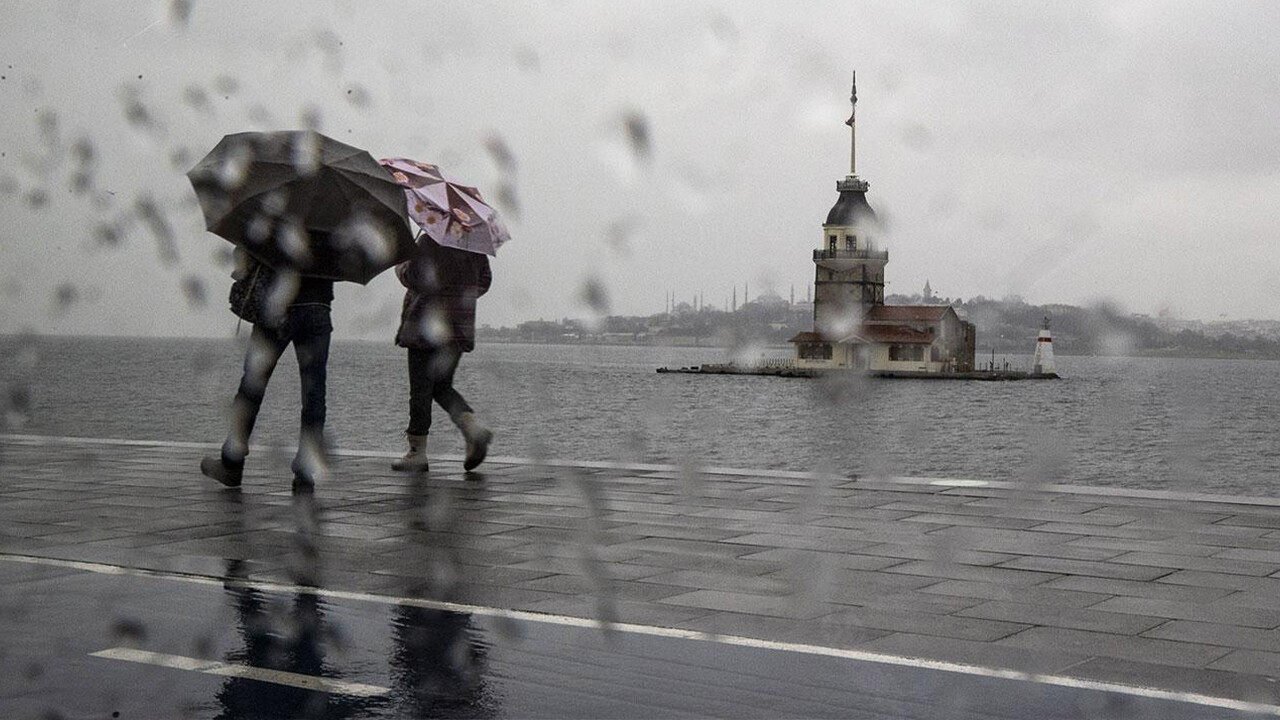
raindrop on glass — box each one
[622,110,652,162]
[345,85,371,109]
[183,85,211,115]
[169,0,192,25]
[119,88,156,132]
[135,196,179,265]
[111,618,148,647]
[53,283,78,312]
[484,134,517,173]
[25,188,48,209]
[181,275,206,308]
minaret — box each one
[813,70,887,337]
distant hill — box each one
[935,295,1280,359]
[479,296,1280,360]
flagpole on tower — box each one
[846,71,858,176]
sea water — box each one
[2,335,1278,496]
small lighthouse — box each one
[1032,316,1056,376]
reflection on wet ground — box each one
[4,560,1261,720]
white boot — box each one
[391,433,430,472]
[457,413,492,471]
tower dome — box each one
[825,177,879,227]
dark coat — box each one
[394,237,492,352]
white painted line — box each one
[89,647,389,697]
[928,479,990,487]
[6,552,1280,716]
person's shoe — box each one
[200,455,244,488]
[291,455,326,487]
[458,413,492,472]
[391,433,430,472]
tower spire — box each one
[844,71,858,176]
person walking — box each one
[200,250,335,489]
[391,234,493,473]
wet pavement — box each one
[4,434,1280,718]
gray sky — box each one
[2,0,1279,338]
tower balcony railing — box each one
[814,248,889,262]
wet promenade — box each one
[4,433,1280,717]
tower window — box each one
[828,235,837,250]
[846,235,856,250]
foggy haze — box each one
[2,0,1278,339]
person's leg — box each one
[393,347,435,471]
[429,346,491,472]
[427,346,470,423]
[291,306,332,484]
[203,324,286,487]
[405,346,437,436]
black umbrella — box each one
[187,130,416,284]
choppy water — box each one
[3,335,1278,496]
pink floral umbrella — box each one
[378,157,511,256]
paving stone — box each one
[1043,575,1234,603]
[637,568,788,591]
[679,611,893,648]
[853,589,988,615]
[824,568,948,591]
[1026,523,1174,541]
[717,532,879,553]
[920,579,1111,609]
[896,513,1045,530]
[608,523,758,543]
[883,560,1063,587]
[1061,536,1221,557]
[1108,550,1280,576]
[1158,570,1280,594]
[1142,620,1280,654]
[996,626,1232,668]
[504,556,671,581]
[845,543,1017,566]
[1216,514,1280,530]
[924,524,1086,544]
[1206,649,1280,678]
[956,600,1165,634]
[823,606,1030,642]
[997,556,1175,582]
[1064,656,1279,702]
[1088,596,1280,629]
[659,589,831,620]
[855,632,1089,675]
[737,548,903,572]
[520,595,715,628]
[1212,547,1280,564]
[1215,591,1280,611]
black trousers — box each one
[406,345,472,435]
[224,305,332,462]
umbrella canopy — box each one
[378,157,511,257]
[188,130,416,284]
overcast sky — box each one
[2,0,1279,339]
